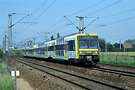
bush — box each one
[0,49,3,58]
[0,63,13,90]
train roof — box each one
[62,33,97,38]
[18,33,98,50]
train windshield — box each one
[78,36,98,48]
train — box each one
[18,33,100,65]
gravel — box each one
[8,57,135,90]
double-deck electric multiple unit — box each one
[20,33,100,65]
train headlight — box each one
[92,51,98,54]
[79,51,84,54]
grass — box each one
[100,53,135,67]
[0,63,13,90]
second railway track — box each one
[93,66,135,77]
[16,58,127,90]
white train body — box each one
[20,33,100,65]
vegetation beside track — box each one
[0,63,13,90]
[100,52,135,67]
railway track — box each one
[23,56,135,78]
[16,58,127,90]
[93,66,135,77]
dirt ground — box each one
[7,57,86,90]
[15,62,83,90]
[17,78,34,90]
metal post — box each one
[8,13,15,55]
[124,47,125,52]
[105,41,107,52]
[33,37,36,46]
[11,69,16,90]
[8,14,12,55]
[44,32,50,41]
[3,34,7,54]
[5,34,8,55]
[8,13,16,55]
[119,40,122,52]
[3,36,5,54]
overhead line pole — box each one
[3,34,7,54]
[7,13,30,55]
[8,13,14,55]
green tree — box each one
[107,43,113,51]
[0,49,3,58]
[99,38,106,52]
[51,35,54,40]
[57,33,60,38]
[112,43,124,52]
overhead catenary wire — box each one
[89,15,135,30]
[9,14,30,28]
[85,17,99,28]
[31,0,48,18]
[19,0,135,44]
[27,0,122,33]
[45,17,64,32]
[65,0,123,32]
[20,0,57,35]
[68,0,107,16]
[41,0,49,8]
[99,8,135,19]
[19,0,49,27]
[64,16,80,30]
[22,0,56,25]
[34,0,56,20]
[83,0,124,30]
[104,16,135,27]
[19,0,48,25]
[87,0,123,16]
[47,0,107,35]
[15,0,56,44]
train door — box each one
[64,42,68,60]
[67,40,76,59]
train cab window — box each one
[68,40,75,51]
[78,36,98,48]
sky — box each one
[0,0,135,45]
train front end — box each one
[76,34,100,65]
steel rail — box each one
[93,67,135,77]
[17,59,127,90]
